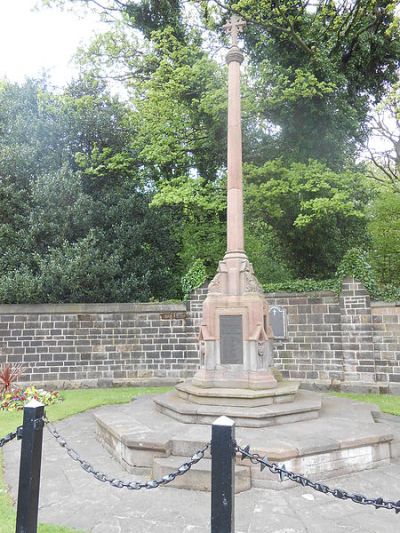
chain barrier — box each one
[44,417,209,490]
[237,444,400,514]
[0,427,21,448]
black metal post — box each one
[211,416,235,533]
[16,400,45,533]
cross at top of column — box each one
[223,14,246,47]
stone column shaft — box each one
[226,49,244,255]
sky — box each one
[0,1,106,87]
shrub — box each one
[263,278,337,293]
[181,259,207,300]
[336,247,377,293]
[0,363,25,395]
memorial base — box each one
[153,381,321,428]
[94,392,394,492]
[192,367,277,390]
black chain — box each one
[0,427,20,448]
[44,417,209,490]
[237,444,400,514]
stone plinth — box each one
[153,388,321,428]
[176,380,299,407]
[196,256,277,390]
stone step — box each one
[154,390,321,427]
[152,456,250,493]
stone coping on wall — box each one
[371,301,400,308]
[0,302,186,315]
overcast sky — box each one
[0,1,105,87]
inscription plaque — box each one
[220,315,243,364]
[269,305,286,339]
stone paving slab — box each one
[3,405,400,532]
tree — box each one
[245,158,372,278]
[6,1,398,301]
[366,82,400,191]
[208,0,400,168]
[368,191,400,285]
[0,78,183,303]
[50,1,400,168]
[130,27,228,181]
[151,175,226,277]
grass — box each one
[0,386,171,533]
[331,392,400,416]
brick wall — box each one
[0,280,399,392]
[266,291,343,384]
[0,301,201,388]
[266,278,400,392]
[372,304,400,387]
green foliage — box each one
[131,27,227,180]
[336,247,377,293]
[125,0,185,40]
[215,0,400,168]
[0,78,182,303]
[335,247,400,301]
[181,258,207,299]
[0,267,42,304]
[373,284,400,302]
[245,159,371,278]
[263,278,337,294]
[245,220,293,284]
[368,192,400,285]
[151,175,226,279]
[1,1,400,303]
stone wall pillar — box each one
[340,277,376,384]
[186,283,208,329]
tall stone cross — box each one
[192,13,277,392]
[224,14,246,256]
[223,14,246,47]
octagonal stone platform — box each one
[154,383,321,428]
[94,392,394,492]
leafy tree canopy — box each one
[0,1,397,303]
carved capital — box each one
[226,46,244,64]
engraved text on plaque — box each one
[220,315,243,364]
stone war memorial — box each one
[93,16,399,492]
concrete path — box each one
[3,406,400,533]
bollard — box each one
[211,416,236,533]
[15,399,45,533]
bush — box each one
[335,247,377,293]
[263,278,337,293]
[181,259,207,300]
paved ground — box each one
[3,406,400,533]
